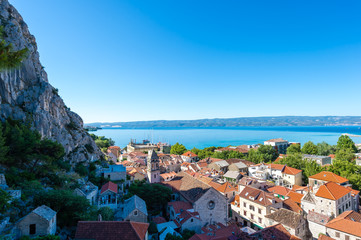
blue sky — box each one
[11,0,361,123]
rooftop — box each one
[100,181,118,194]
[326,211,361,237]
[75,221,149,240]
[32,205,56,221]
[309,171,349,184]
[265,208,303,229]
[315,182,350,200]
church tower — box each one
[147,150,160,183]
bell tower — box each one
[147,150,160,183]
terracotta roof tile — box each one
[309,171,349,184]
[286,191,304,204]
[162,172,211,203]
[315,182,350,200]
[283,198,302,213]
[250,223,300,240]
[75,221,149,240]
[100,181,118,194]
[182,151,198,157]
[267,186,291,196]
[318,235,335,240]
[167,201,193,214]
[216,182,237,193]
[326,211,361,237]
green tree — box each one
[336,135,357,153]
[257,144,279,162]
[0,122,9,161]
[335,148,355,162]
[97,207,114,221]
[127,181,172,215]
[246,149,263,164]
[286,144,301,155]
[34,189,93,227]
[316,142,336,156]
[301,141,318,155]
[0,26,28,71]
[170,142,187,155]
[0,188,11,213]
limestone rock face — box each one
[0,0,103,162]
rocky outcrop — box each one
[0,0,103,162]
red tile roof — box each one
[309,171,349,184]
[267,186,291,196]
[216,182,237,193]
[318,235,335,240]
[75,221,149,240]
[182,151,198,157]
[267,164,302,175]
[189,223,242,240]
[250,223,300,240]
[167,201,193,214]
[286,191,304,204]
[152,216,167,224]
[326,211,361,237]
[100,181,118,194]
[239,186,280,207]
[283,198,302,213]
[315,182,350,200]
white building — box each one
[264,138,290,154]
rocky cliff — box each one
[0,0,103,162]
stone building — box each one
[163,172,228,228]
[115,195,148,223]
[147,150,160,183]
[102,165,126,182]
[16,205,56,238]
[265,208,312,240]
[181,151,199,163]
[74,181,98,205]
[231,186,283,230]
[308,171,349,188]
[302,155,332,166]
[307,211,331,239]
[98,181,118,209]
[325,210,361,240]
[301,182,353,217]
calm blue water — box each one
[93,126,361,149]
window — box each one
[244,202,247,208]
[345,235,350,240]
[258,217,262,224]
[243,211,247,216]
[191,219,193,222]
[29,224,36,235]
[134,210,138,216]
[335,232,340,238]
[258,208,262,214]
[251,214,254,220]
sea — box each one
[93,126,361,149]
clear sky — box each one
[10,0,361,123]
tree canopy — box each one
[286,144,301,155]
[170,142,187,155]
[246,145,278,164]
[125,180,172,215]
[336,135,357,153]
[301,141,318,155]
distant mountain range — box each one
[86,116,361,128]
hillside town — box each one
[3,136,358,240]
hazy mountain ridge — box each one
[87,116,361,128]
